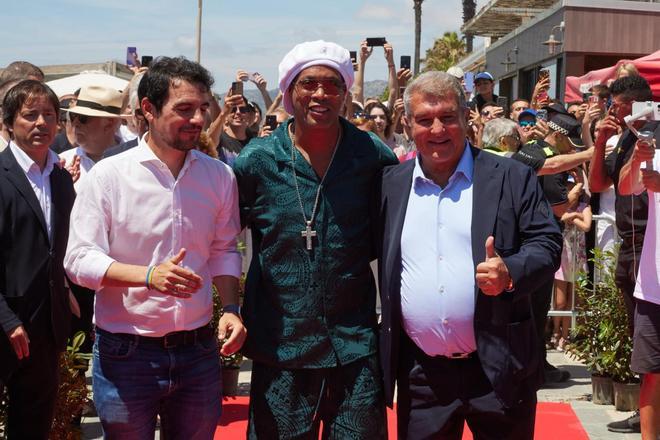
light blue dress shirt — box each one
[400,143,476,356]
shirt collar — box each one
[9,140,61,176]
[133,132,198,168]
[413,140,474,189]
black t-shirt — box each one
[218,131,252,167]
[511,140,547,172]
[604,121,659,240]
[470,93,499,112]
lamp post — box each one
[196,0,202,63]
[542,22,565,55]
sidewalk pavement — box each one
[81,350,641,439]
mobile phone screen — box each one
[366,38,387,47]
[126,47,138,66]
[141,55,153,68]
[400,56,411,70]
[231,82,243,96]
[266,115,277,130]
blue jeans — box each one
[92,327,222,440]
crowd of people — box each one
[0,37,657,440]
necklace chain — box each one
[289,123,342,247]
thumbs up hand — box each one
[149,248,203,298]
[475,236,512,296]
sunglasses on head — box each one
[296,78,344,96]
[519,120,536,127]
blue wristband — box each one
[223,304,241,315]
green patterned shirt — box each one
[233,118,398,368]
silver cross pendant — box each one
[301,220,317,251]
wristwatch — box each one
[222,304,241,315]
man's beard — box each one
[170,138,198,152]
[169,128,201,151]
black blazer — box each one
[0,147,75,380]
[378,146,562,407]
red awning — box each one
[565,50,660,102]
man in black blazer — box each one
[0,80,75,438]
[378,72,562,439]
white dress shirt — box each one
[59,146,98,192]
[65,136,242,336]
[634,154,660,305]
[9,141,60,239]
[400,144,477,357]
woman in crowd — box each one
[364,101,407,156]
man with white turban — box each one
[233,40,398,438]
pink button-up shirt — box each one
[65,138,242,336]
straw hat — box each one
[64,85,123,118]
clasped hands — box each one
[475,236,513,296]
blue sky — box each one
[2,0,486,93]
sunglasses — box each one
[70,112,91,124]
[296,78,344,96]
[519,120,536,127]
[231,106,251,114]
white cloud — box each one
[355,4,398,21]
[175,35,196,51]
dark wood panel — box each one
[564,8,660,55]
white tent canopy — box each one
[46,71,128,98]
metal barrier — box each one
[547,214,619,330]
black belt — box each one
[97,324,215,349]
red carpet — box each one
[216,397,589,439]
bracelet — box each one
[146,266,155,289]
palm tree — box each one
[422,32,466,72]
[462,0,476,53]
[413,0,424,75]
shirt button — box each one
[443,319,449,325]
[438,255,443,261]
[438,286,444,293]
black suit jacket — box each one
[378,146,562,407]
[0,147,75,380]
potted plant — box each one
[571,246,629,406]
[211,274,246,397]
